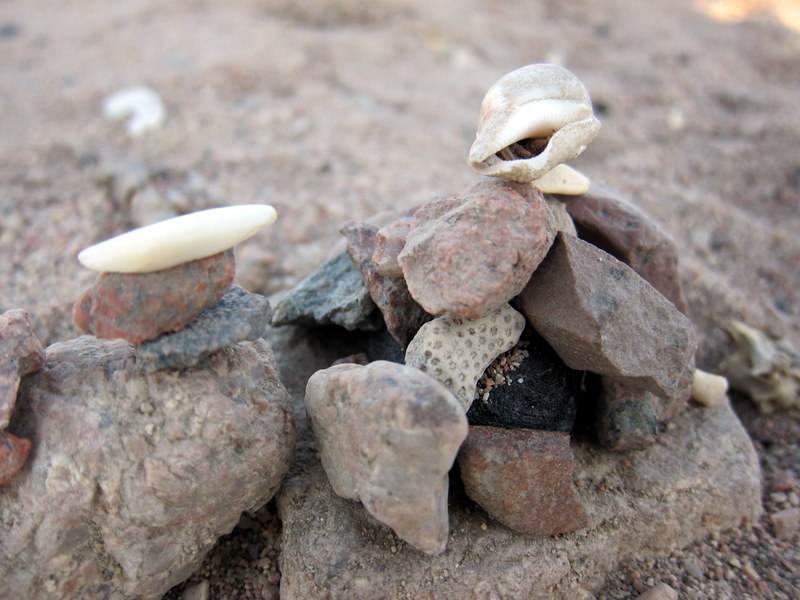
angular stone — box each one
[398,181,555,319]
[546,197,578,236]
[270,251,382,332]
[556,184,688,313]
[596,378,660,451]
[0,431,32,485]
[373,215,413,277]
[0,309,45,428]
[467,331,580,432]
[405,303,526,411]
[304,361,468,555]
[770,508,800,540]
[136,285,272,371]
[517,233,696,400]
[277,402,761,600]
[458,426,588,537]
[73,250,235,344]
[342,221,431,347]
[1,336,294,600]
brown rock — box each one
[517,233,696,400]
[342,221,431,347]
[73,250,235,344]
[556,184,688,313]
[0,430,32,485]
[771,508,800,540]
[0,309,45,428]
[457,426,587,537]
[372,215,413,277]
[398,180,555,319]
[305,360,468,555]
[1,335,294,600]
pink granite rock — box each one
[0,431,32,485]
[398,180,555,319]
[305,360,468,555]
[457,426,588,537]
[517,233,696,400]
[556,184,688,313]
[0,335,294,600]
[73,250,235,344]
[0,309,45,429]
[342,221,431,347]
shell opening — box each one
[496,137,550,162]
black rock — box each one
[466,330,581,432]
[364,325,405,364]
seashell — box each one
[103,86,166,137]
[78,204,277,273]
[531,164,591,195]
[691,368,729,407]
[468,64,601,183]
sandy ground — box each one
[1,0,799,598]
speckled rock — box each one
[458,426,588,537]
[73,250,235,344]
[0,430,32,485]
[342,221,431,347]
[304,360,467,555]
[136,285,272,371]
[0,335,294,600]
[0,309,45,428]
[398,181,555,319]
[517,233,696,401]
[270,251,382,332]
[405,303,526,411]
[596,378,661,451]
[556,184,687,313]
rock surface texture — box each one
[278,402,761,600]
[457,426,588,537]
[0,309,45,428]
[270,251,381,332]
[405,303,526,410]
[0,336,294,600]
[0,430,32,485]
[135,285,272,371]
[398,182,554,319]
[304,360,468,555]
[72,250,235,344]
[517,233,696,400]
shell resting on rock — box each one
[468,64,601,183]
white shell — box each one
[78,204,277,273]
[103,86,166,136]
[468,64,601,183]
[531,164,591,195]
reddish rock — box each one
[373,215,414,278]
[517,233,696,400]
[0,309,45,429]
[556,184,688,313]
[73,250,235,344]
[457,426,587,537]
[342,221,431,347]
[398,180,555,319]
[0,431,32,485]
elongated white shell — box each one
[468,64,601,183]
[78,204,277,273]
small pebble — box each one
[181,579,210,600]
[637,582,678,600]
[771,507,800,540]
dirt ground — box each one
[2,0,799,598]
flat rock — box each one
[136,285,272,371]
[278,402,761,600]
[398,180,555,319]
[467,331,580,432]
[270,251,382,332]
[405,303,526,411]
[73,250,235,344]
[304,360,468,555]
[1,336,294,600]
[457,426,588,537]
[556,184,687,313]
[342,221,431,347]
[517,233,696,400]
[0,430,32,485]
[0,309,45,428]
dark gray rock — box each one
[596,378,661,451]
[270,252,382,332]
[136,285,272,371]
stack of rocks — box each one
[273,64,728,555]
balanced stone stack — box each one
[273,64,727,555]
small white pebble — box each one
[103,85,166,136]
[691,368,729,407]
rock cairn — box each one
[272,64,728,555]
